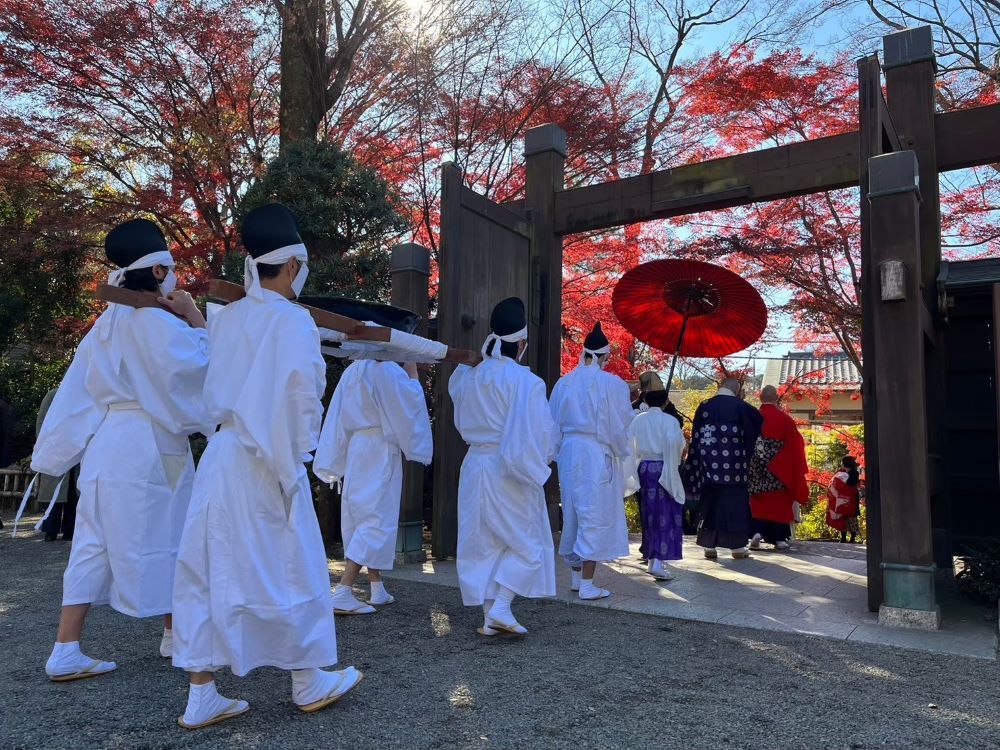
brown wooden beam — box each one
[461,186,532,238]
[936,103,1000,172]
[857,53,885,613]
[391,243,431,565]
[868,149,939,626]
[554,132,859,234]
[551,102,997,237]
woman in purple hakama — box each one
[627,390,687,580]
[638,460,684,562]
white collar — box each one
[717,387,737,397]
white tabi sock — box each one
[486,586,527,634]
[291,667,362,707]
[488,586,515,620]
[368,580,394,606]
[160,628,173,658]
[332,584,375,614]
[570,569,582,592]
[183,680,248,728]
[578,578,611,600]
[45,641,117,678]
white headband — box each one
[580,344,611,366]
[99,249,175,345]
[107,250,174,287]
[244,242,308,300]
[482,326,527,359]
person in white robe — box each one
[449,297,558,637]
[28,219,210,682]
[625,390,687,580]
[314,356,432,614]
[171,203,362,729]
[550,322,633,600]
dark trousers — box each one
[751,519,790,544]
[40,470,78,540]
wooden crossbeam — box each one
[935,102,1000,172]
[554,133,859,234]
[552,102,1000,235]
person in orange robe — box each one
[748,386,809,551]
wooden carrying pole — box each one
[95,281,481,365]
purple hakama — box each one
[638,460,683,561]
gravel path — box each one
[2,529,999,750]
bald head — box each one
[760,385,779,404]
[720,376,742,394]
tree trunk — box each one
[279,0,326,151]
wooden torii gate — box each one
[425,25,1000,625]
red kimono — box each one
[749,404,809,524]
[826,470,860,532]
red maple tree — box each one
[0,0,278,285]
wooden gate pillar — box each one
[523,124,567,392]
[868,150,940,629]
[391,242,431,564]
[883,26,950,569]
[524,124,567,531]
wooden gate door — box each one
[432,163,535,559]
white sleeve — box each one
[658,420,687,503]
[373,363,433,465]
[604,376,636,459]
[31,333,107,476]
[233,309,325,496]
[500,376,557,487]
[623,417,640,497]
[313,375,349,486]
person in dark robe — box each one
[683,377,763,559]
[748,385,808,551]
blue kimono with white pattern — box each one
[683,393,763,502]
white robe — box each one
[549,363,633,563]
[625,409,687,504]
[172,290,336,676]
[31,306,209,618]
[449,357,558,605]
[313,360,432,570]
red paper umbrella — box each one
[612,259,767,391]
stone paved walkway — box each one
[350,536,998,660]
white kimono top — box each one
[171,290,337,676]
[626,408,687,504]
[449,357,559,604]
[313,359,432,569]
[31,304,209,617]
[314,359,433,484]
[549,363,633,562]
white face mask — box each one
[291,260,309,298]
[159,269,177,295]
[516,341,527,362]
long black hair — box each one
[842,456,860,487]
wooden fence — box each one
[0,468,35,513]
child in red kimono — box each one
[827,456,861,542]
